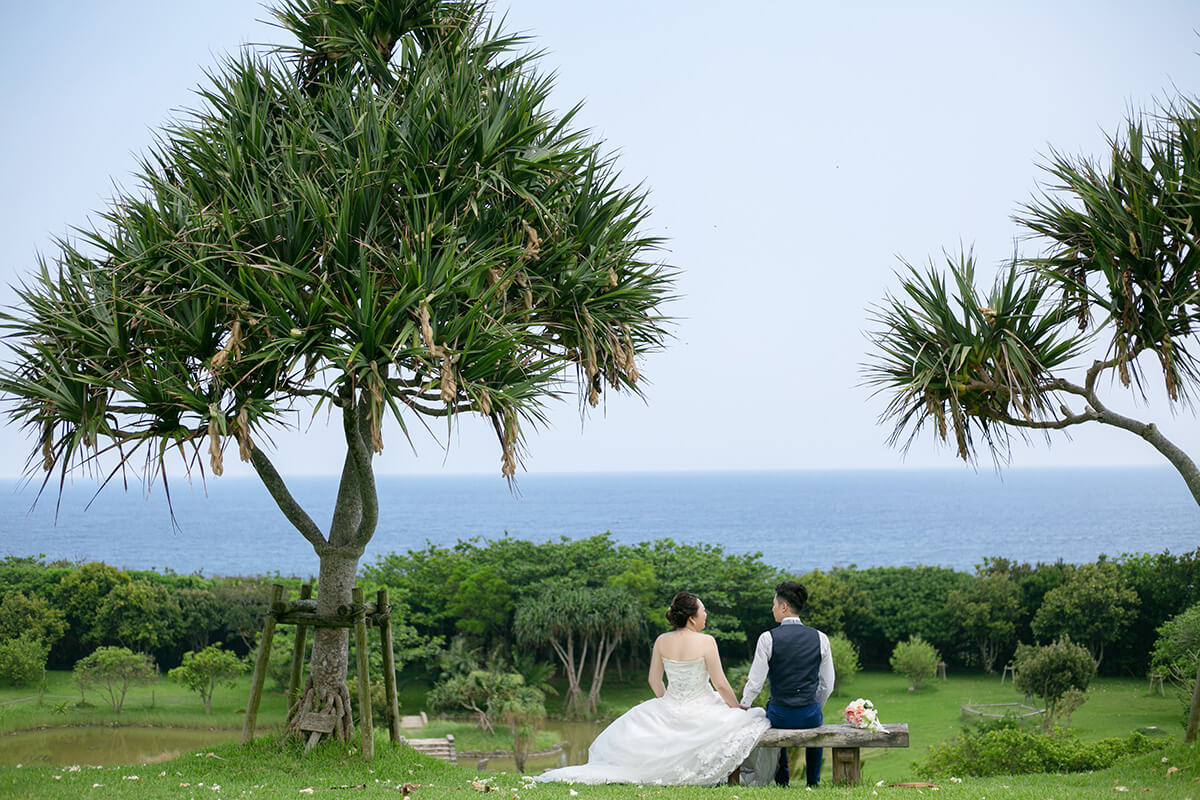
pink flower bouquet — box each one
[843,698,884,732]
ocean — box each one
[0,467,1196,578]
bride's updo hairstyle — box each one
[775,581,808,615]
[666,591,701,628]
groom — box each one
[739,580,835,788]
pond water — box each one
[470,719,605,774]
[0,727,242,766]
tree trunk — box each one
[308,548,359,734]
[1187,657,1200,743]
[252,396,378,748]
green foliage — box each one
[0,634,50,686]
[174,588,223,653]
[946,572,1020,672]
[496,684,546,773]
[443,564,514,643]
[843,567,969,666]
[0,590,67,646]
[1117,550,1200,675]
[865,254,1087,462]
[889,635,939,690]
[918,727,1164,778]
[72,646,157,713]
[168,644,245,713]
[794,568,866,637]
[1151,602,1200,727]
[828,633,860,695]
[90,579,181,652]
[1013,637,1096,731]
[427,668,528,734]
[1031,561,1138,666]
[54,562,130,644]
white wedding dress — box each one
[534,657,771,785]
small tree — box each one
[1031,561,1138,667]
[1013,637,1096,731]
[514,586,642,718]
[890,635,939,691]
[1152,602,1200,731]
[427,668,525,734]
[946,573,1020,673]
[828,633,860,695]
[168,643,245,713]
[72,646,157,713]
[0,634,50,687]
[498,684,547,773]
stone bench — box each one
[733,723,909,785]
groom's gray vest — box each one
[767,623,821,707]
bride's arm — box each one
[702,636,742,708]
[648,638,666,698]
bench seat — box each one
[748,723,909,785]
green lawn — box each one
[0,670,287,735]
[0,667,1192,796]
[0,730,1195,800]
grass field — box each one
[0,666,1193,797]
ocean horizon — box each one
[0,466,1196,578]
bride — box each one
[534,591,770,785]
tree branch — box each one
[350,397,378,548]
[248,443,327,551]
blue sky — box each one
[1,1,1198,480]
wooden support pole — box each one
[378,587,401,743]
[353,586,374,760]
[831,747,861,785]
[242,584,284,746]
[287,583,313,708]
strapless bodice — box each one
[662,657,712,702]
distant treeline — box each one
[2,536,1197,679]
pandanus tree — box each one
[0,0,672,742]
[864,96,1200,741]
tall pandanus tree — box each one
[0,0,673,742]
[864,97,1200,741]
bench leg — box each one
[831,747,861,785]
[726,766,740,785]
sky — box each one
[2,1,1199,482]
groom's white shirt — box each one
[739,616,834,709]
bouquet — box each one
[843,698,884,732]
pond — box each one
[0,727,242,766]
[468,719,606,774]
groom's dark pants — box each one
[766,701,823,787]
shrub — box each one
[917,727,1164,778]
[1013,637,1096,730]
[828,633,860,695]
[890,635,939,690]
[72,646,157,713]
[1151,602,1200,727]
[0,634,50,686]
[168,644,245,713]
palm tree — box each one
[0,0,673,743]
[864,98,1200,742]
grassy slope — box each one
[0,734,1195,800]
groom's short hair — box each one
[775,581,808,615]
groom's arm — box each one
[815,630,835,708]
[739,631,773,707]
